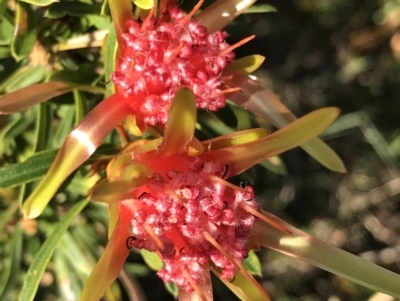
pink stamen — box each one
[220,35,256,56]
[144,224,165,250]
[142,5,157,30]
[242,204,292,235]
[210,87,241,98]
[182,268,208,301]
[180,0,204,24]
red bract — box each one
[117,157,259,291]
[112,2,249,125]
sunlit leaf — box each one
[243,250,262,276]
[223,70,346,173]
[140,249,163,271]
[22,94,132,219]
[19,198,90,301]
[202,107,340,176]
[73,90,88,126]
[225,55,265,74]
[11,2,36,61]
[133,0,154,10]
[157,88,197,157]
[103,24,117,96]
[254,211,400,299]
[202,128,269,151]
[19,0,58,6]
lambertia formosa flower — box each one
[20,0,345,220]
[81,87,340,301]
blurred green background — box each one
[1,0,400,300]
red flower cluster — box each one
[111,5,237,125]
[123,155,260,291]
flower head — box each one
[112,1,251,125]
[84,87,340,300]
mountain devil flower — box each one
[80,87,341,301]
[112,1,253,126]
[20,0,265,219]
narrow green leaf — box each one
[244,4,277,13]
[73,90,88,125]
[20,0,58,6]
[47,70,100,86]
[202,107,340,176]
[0,149,58,190]
[255,212,400,299]
[202,128,269,151]
[53,105,75,148]
[212,267,271,301]
[103,24,117,96]
[133,0,154,10]
[33,104,53,152]
[19,198,89,301]
[60,232,93,280]
[45,2,101,19]
[0,227,23,299]
[223,71,346,173]
[0,112,35,143]
[1,65,46,93]
[11,2,36,61]
[0,14,13,45]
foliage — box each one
[1,0,400,300]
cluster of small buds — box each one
[129,158,260,291]
[111,6,236,125]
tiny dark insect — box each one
[126,236,137,250]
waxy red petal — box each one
[80,201,134,301]
[23,94,133,219]
[223,71,346,173]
